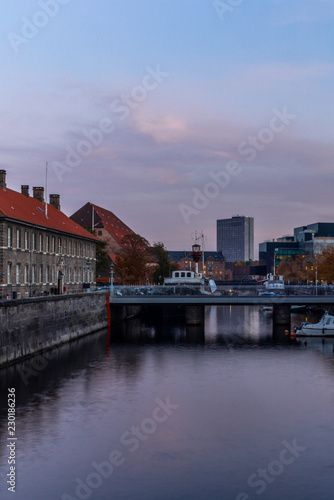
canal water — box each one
[1,306,334,500]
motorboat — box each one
[291,305,307,313]
[165,238,217,294]
[164,270,217,294]
[261,305,273,314]
[264,273,285,293]
[296,312,334,337]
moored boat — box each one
[261,305,273,314]
[164,238,217,294]
[264,273,285,294]
[164,270,217,294]
[296,312,334,337]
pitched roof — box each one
[91,203,135,247]
[0,188,97,240]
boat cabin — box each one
[170,271,202,279]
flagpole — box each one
[45,161,48,218]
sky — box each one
[1,0,334,258]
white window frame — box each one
[24,265,29,284]
[16,264,20,284]
[7,263,12,284]
[7,227,12,247]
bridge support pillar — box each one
[273,304,291,328]
[185,305,205,326]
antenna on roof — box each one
[45,161,48,218]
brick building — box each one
[0,171,98,299]
[70,202,144,281]
[70,202,137,254]
[169,251,232,282]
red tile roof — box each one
[91,203,135,248]
[0,188,97,240]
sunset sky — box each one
[1,0,334,257]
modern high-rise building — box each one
[217,215,254,262]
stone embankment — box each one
[0,292,108,367]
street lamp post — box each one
[86,260,91,290]
[110,262,114,295]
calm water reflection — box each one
[1,306,334,500]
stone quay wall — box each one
[0,292,108,366]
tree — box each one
[276,255,309,283]
[318,248,334,283]
[276,248,334,284]
[115,233,150,285]
[83,227,109,276]
[150,242,175,284]
[95,239,109,275]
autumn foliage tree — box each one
[115,233,150,285]
[318,248,334,283]
[276,248,334,284]
[276,255,308,283]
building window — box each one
[24,231,28,250]
[68,267,71,282]
[46,266,49,283]
[73,267,76,282]
[39,234,43,252]
[46,235,50,253]
[52,267,55,283]
[39,265,43,283]
[16,229,20,249]
[68,240,72,256]
[7,227,12,247]
[32,265,36,283]
[16,264,20,284]
[24,265,29,284]
[7,263,12,284]
[32,233,36,251]
[98,230,102,236]
[58,238,62,253]
[51,236,55,253]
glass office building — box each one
[217,215,254,262]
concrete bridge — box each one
[108,294,334,330]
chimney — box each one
[33,187,44,203]
[49,194,61,211]
[21,185,29,197]
[0,170,6,191]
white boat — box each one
[164,270,217,294]
[297,312,334,337]
[264,273,285,293]
[261,305,273,314]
